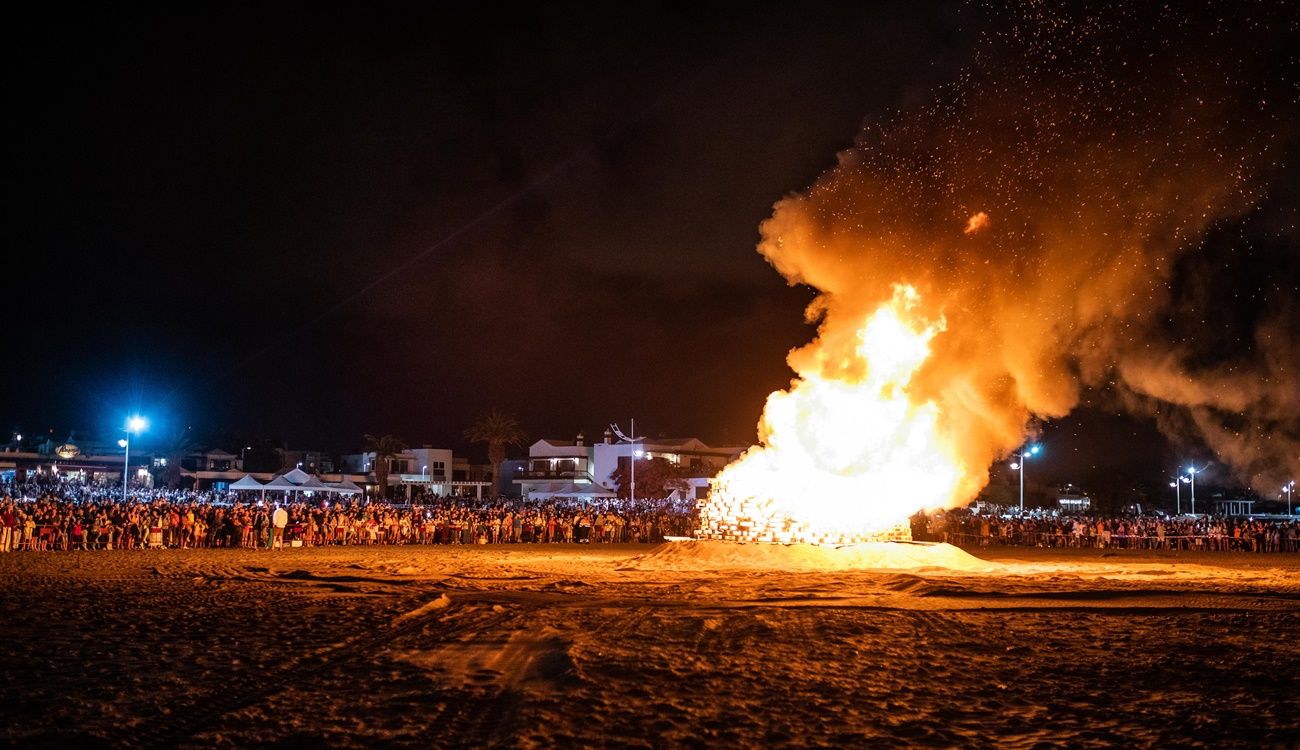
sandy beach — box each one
[2,542,1297,749]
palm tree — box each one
[463,410,526,491]
[363,434,407,500]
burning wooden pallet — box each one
[695,496,911,545]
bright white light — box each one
[117,439,128,448]
[126,416,147,433]
[1030,445,1041,455]
[1010,462,1020,470]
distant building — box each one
[0,449,152,487]
[1214,498,1255,516]
[339,445,490,500]
[515,436,597,498]
[1057,491,1092,514]
[592,431,745,500]
[281,449,333,474]
[516,430,746,500]
[180,446,337,490]
[496,459,528,497]
[180,449,240,473]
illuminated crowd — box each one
[0,479,697,552]
[3,477,1298,554]
[929,508,1300,553]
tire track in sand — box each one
[118,595,512,750]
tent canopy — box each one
[263,476,299,491]
[550,483,618,498]
[228,474,265,490]
[281,467,313,484]
[297,475,329,490]
[327,479,363,495]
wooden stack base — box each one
[694,496,912,545]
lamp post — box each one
[609,420,642,503]
[422,465,428,479]
[120,416,147,502]
[1009,444,1041,512]
[1169,475,1190,515]
[1284,480,1295,516]
[1186,464,1206,515]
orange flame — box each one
[699,285,966,544]
[963,211,990,234]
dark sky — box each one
[5,2,1293,496]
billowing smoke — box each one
[755,2,1298,497]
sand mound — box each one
[620,540,999,572]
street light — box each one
[1284,480,1295,516]
[121,416,147,502]
[1009,443,1041,512]
[1186,464,1207,515]
[422,464,428,479]
[1169,474,1190,515]
[609,420,642,503]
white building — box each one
[516,430,745,500]
[515,435,598,498]
[339,446,489,500]
[1057,492,1092,514]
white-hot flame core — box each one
[704,285,964,541]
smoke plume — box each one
[756,2,1299,497]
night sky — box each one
[6,2,1296,499]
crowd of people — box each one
[2,477,1298,554]
[927,508,1300,553]
[0,477,697,552]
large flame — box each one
[702,285,969,544]
[702,3,1297,544]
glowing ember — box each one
[698,285,963,544]
[962,211,990,235]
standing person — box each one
[0,503,16,552]
[271,504,288,550]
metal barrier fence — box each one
[943,530,1299,553]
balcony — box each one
[516,469,592,481]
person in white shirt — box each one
[271,505,288,550]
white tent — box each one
[281,468,313,485]
[228,474,265,491]
[263,476,299,492]
[327,479,364,495]
[297,475,330,491]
